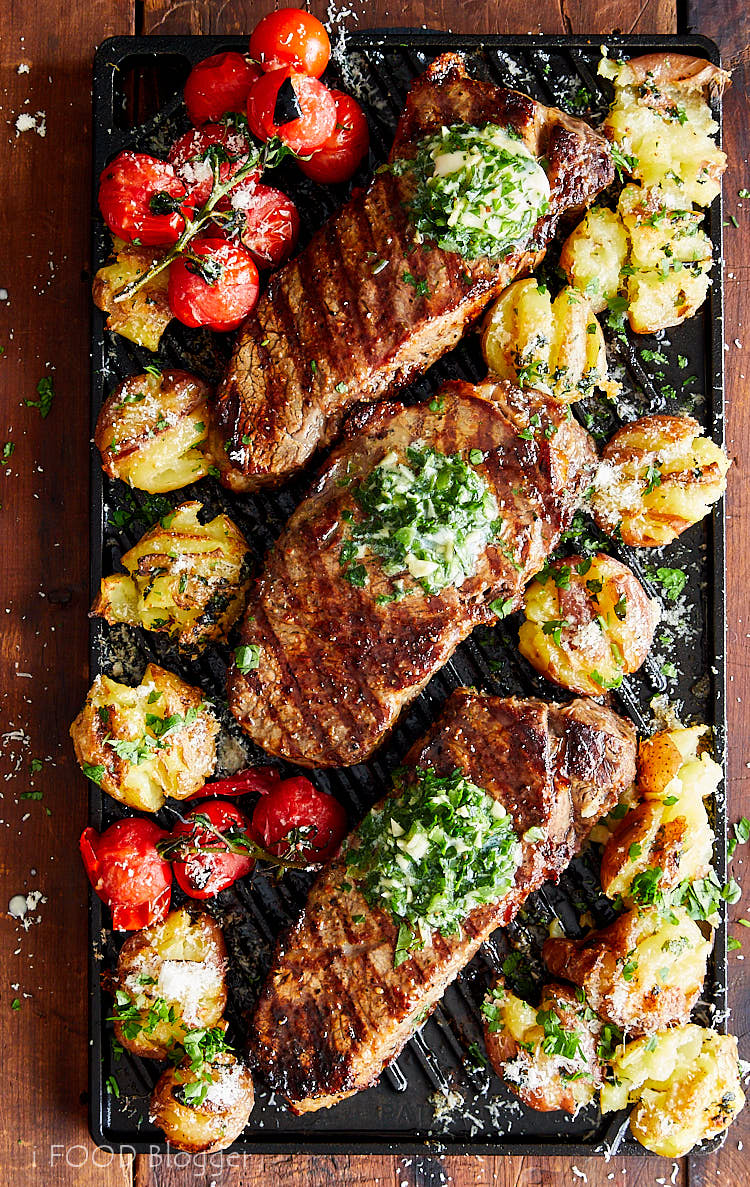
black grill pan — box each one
[88,30,727,1156]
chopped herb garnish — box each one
[649,566,687,603]
[235,644,260,674]
[26,376,54,418]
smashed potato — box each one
[599,53,729,207]
[543,906,711,1036]
[559,206,628,315]
[150,1052,254,1153]
[590,415,730,547]
[70,663,218,812]
[92,238,172,351]
[112,908,227,1059]
[601,1025,744,1157]
[519,553,660,696]
[482,980,604,1114]
[95,370,212,493]
[601,726,719,903]
[481,279,617,402]
[91,501,252,654]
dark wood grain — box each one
[0,2,134,1185]
[2,0,747,1185]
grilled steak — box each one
[228,378,597,767]
[251,689,637,1113]
[211,53,613,491]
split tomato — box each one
[249,8,331,78]
[98,151,193,246]
[299,91,369,184]
[185,766,282,799]
[251,776,347,863]
[184,51,262,126]
[166,801,255,899]
[79,818,172,930]
[167,237,259,331]
[247,68,337,156]
[167,123,259,208]
[228,181,300,268]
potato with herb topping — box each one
[95,370,212,493]
[481,279,617,402]
[601,1024,744,1157]
[92,238,172,351]
[601,725,719,904]
[518,553,659,697]
[599,54,729,208]
[70,663,218,811]
[590,415,730,547]
[150,1051,255,1153]
[543,906,711,1037]
[91,501,252,654]
[112,908,227,1059]
[482,979,605,1114]
[559,207,628,315]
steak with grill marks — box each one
[250,688,637,1113]
[210,53,614,491]
[227,378,597,767]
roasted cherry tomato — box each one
[247,68,337,156]
[227,181,301,268]
[168,801,255,899]
[299,91,369,184]
[249,8,331,78]
[80,818,172,930]
[98,151,192,246]
[184,51,262,126]
[167,123,259,208]
[185,766,282,799]
[168,238,259,331]
[251,776,347,863]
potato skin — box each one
[519,552,660,696]
[90,501,252,654]
[481,279,616,403]
[70,663,218,812]
[482,980,604,1114]
[543,906,711,1037]
[95,370,212,493]
[113,908,227,1059]
[591,415,729,547]
[150,1054,254,1153]
[600,725,718,903]
[92,238,172,351]
[602,1025,744,1158]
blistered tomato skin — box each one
[251,776,347,863]
[247,68,337,156]
[184,51,262,126]
[299,91,370,184]
[79,818,173,930]
[249,8,331,77]
[169,800,255,899]
[229,181,301,268]
[98,151,193,246]
[167,238,259,332]
[167,124,258,208]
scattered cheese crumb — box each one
[14,111,46,138]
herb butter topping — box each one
[339,444,498,595]
[392,122,550,260]
[346,767,521,966]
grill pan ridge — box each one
[88,30,727,1156]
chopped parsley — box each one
[25,376,54,419]
[392,122,550,260]
[235,643,261,673]
[346,766,521,967]
[648,566,687,603]
[338,445,499,596]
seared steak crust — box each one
[250,689,636,1113]
[211,54,613,491]
[228,379,597,767]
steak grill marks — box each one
[251,690,637,1112]
[211,53,614,491]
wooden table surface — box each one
[1,0,747,1184]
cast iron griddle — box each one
[88,29,727,1155]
